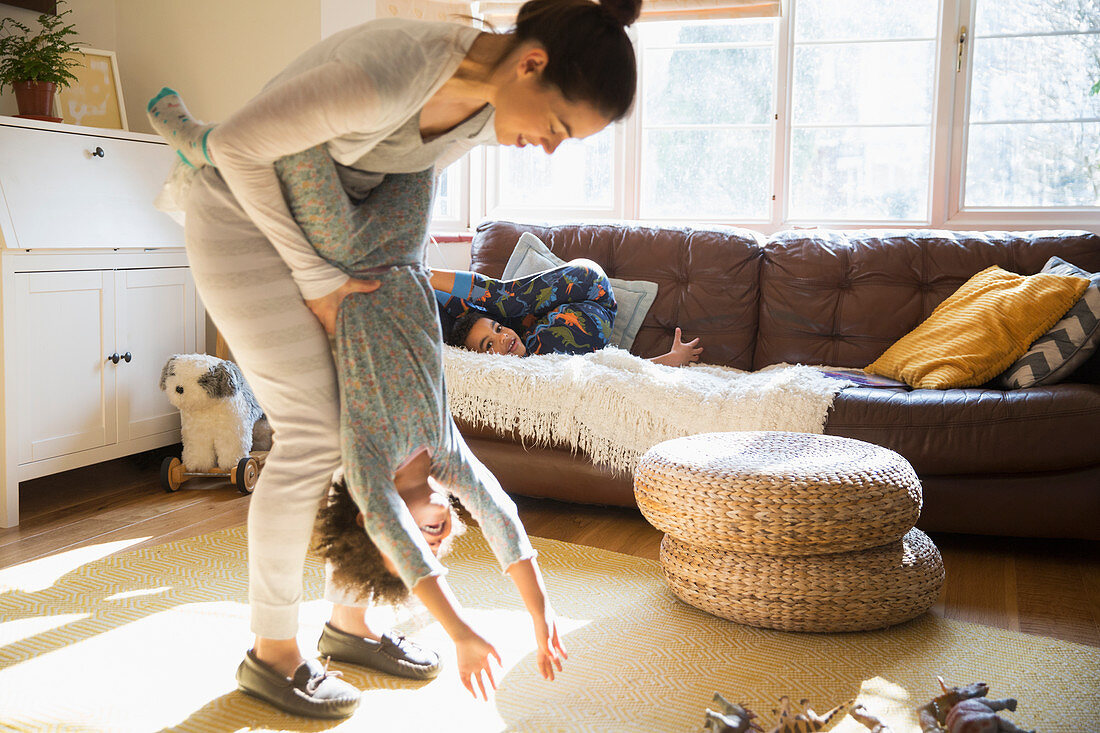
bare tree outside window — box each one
[638,19,777,220]
[965,0,1100,207]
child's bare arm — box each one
[507,557,568,680]
[413,574,501,700]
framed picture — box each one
[56,48,127,130]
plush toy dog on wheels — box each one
[159,353,270,493]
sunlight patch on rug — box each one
[0,524,1097,732]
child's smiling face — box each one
[356,449,456,575]
[466,317,527,356]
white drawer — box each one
[0,124,184,249]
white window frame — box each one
[784,3,944,229]
[447,0,1100,236]
[944,0,1100,231]
[429,155,472,234]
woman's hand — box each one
[304,277,381,335]
[454,630,502,701]
[650,327,703,367]
[531,604,568,681]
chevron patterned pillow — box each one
[995,257,1100,388]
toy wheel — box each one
[161,457,184,492]
[234,456,259,494]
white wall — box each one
[115,0,322,134]
[321,0,375,41]
[3,1,379,129]
[0,0,118,117]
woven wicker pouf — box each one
[660,527,944,632]
[635,431,942,632]
[635,431,923,556]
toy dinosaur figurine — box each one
[766,696,854,733]
[849,703,894,733]
[703,693,762,733]
[919,677,1034,733]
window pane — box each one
[965,0,1100,208]
[433,163,456,219]
[644,18,776,44]
[496,130,613,209]
[641,129,771,219]
[645,47,774,125]
[789,1,937,222]
[792,41,935,125]
[969,35,1100,121]
[638,19,777,220]
[795,0,938,41]
[966,122,1100,207]
[790,127,930,220]
[975,0,1100,36]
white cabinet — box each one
[15,269,117,462]
[115,268,199,443]
[0,117,203,527]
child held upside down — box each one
[271,147,567,699]
[433,264,703,366]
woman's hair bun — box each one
[599,0,642,27]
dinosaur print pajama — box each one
[435,262,618,355]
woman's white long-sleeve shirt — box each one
[203,19,495,300]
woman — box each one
[149,0,642,719]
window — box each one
[450,0,1100,233]
[788,0,939,222]
[488,129,615,216]
[962,0,1100,208]
[637,20,778,220]
[431,160,466,231]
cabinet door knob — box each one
[91,146,105,158]
[123,351,132,363]
[107,353,120,364]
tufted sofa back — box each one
[753,229,1100,369]
[469,222,1100,373]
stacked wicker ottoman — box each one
[635,431,944,632]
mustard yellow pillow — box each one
[866,265,1089,389]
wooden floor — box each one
[3,445,1099,649]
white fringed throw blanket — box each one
[444,346,853,476]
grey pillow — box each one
[501,232,658,351]
[995,256,1100,388]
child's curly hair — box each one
[311,475,466,607]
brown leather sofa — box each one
[456,221,1100,540]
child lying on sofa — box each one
[432,262,703,366]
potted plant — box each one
[0,3,83,121]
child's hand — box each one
[650,328,703,367]
[455,631,502,701]
[531,605,568,681]
[668,327,703,366]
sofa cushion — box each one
[472,221,766,370]
[823,383,1100,474]
[865,265,1088,389]
[753,229,1100,371]
[502,231,659,350]
[995,257,1100,388]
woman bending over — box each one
[148,0,640,717]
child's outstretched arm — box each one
[507,557,568,680]
[413,574,501,700]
